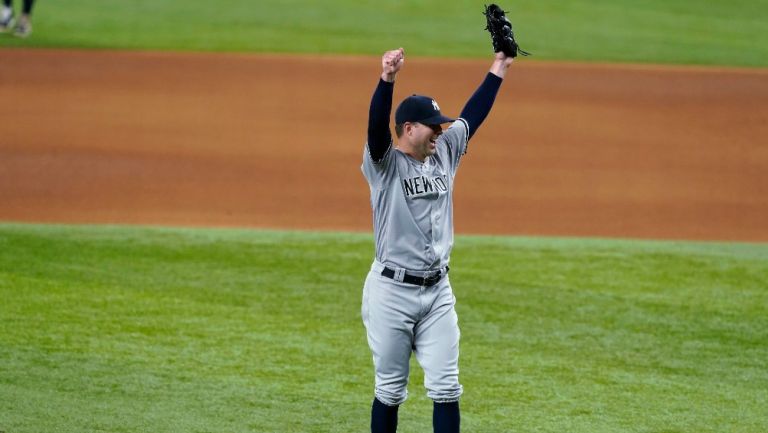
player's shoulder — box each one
[442,118,467,131]
[364,139,394,164]
[435,118,469,162]
[438,118,469,143]
[439,118,469,140]
[362,141,400,184]
[453,118,469,130]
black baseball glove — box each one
[484,3,530,58]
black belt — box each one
[381,266,449,287]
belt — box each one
[381,266,449,287]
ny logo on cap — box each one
[431,99,440,111]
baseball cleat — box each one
[13,17,31,38]
[0,9,14,33]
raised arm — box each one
[459,51,514,139]
[367,48,405,162]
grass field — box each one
[1,223,766,432]
[1,0,767,66]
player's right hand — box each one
[381,48,404,82]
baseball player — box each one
[361,46,514,433]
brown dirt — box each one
[1,48,767,241]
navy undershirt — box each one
[367,72,503,162]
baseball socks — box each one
[433,401,460,433]
[371,398,399,433]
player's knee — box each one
[375,385,408,406]
[426,381,463,403]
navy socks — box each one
[371,398,399,433]
[433,401,460,433]
[371,398,460,433]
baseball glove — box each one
[483,3,530,58]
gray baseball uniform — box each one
[361,118,469,405]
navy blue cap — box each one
[395,94,455,125]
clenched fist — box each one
[381,47,405,82]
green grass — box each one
[1,223,766,432]
[0,0,767,66]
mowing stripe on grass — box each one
[1,223,766,432]
[1,0,767,67]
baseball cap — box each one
[395,94,455,125]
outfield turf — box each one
[1,223,766,432]
[0,0,767,67]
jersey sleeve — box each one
[361,140,396,189]
[438,118,470,175]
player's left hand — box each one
[495,50,515,67]
[490,50,514,78]
[484,3,530,58]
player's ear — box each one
[405,122,415,137]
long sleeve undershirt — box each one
[367,79,395,163]
[460,72,503,139]
[367,72,503,163]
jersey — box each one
[361,118,470,272]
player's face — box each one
[410,122,444,160]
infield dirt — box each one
[1,49,767,241]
